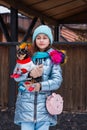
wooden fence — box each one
[0,43,87,112]
[54,43,87,112]
[0,46,9,108]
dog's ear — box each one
[25,45,28,50]
[16,45,20,50]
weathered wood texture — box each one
[53,43,87,112]
[0,46,9,107]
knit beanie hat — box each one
[32,25,53,44]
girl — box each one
[14,25,64,130]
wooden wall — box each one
[53,43,87,112]
[0,43,87,112]
[0,46,9,108]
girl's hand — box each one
[24,82,41,92]
[24,81,32,90]
[33,83,41,92]
[30,64,43,78]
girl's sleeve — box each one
[40,64,63,91]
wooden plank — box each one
[8,7,18,108]
[54,5,87,20]
[44,1,86,15]
[0,46,9,107]
[71,46,81,111]
[0,14,12,41]
[84,47,87,111]
[22,0,43,5]
[81,47,87,111]
[0,42,19,46]
[30,0,74,11]
[62,47,73,111]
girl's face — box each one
[35,34,50,51]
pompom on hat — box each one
[32,25,53,44]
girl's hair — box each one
[32,41,52,54]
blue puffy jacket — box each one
[14,48,63,126]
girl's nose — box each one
[40,38,44,41]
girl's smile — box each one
[36,34,50,51]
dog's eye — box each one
[17,49,25,55]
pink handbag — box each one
[46,93,63,115]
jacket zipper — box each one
[33,58,42,122]
[34,92,37,122]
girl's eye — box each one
[36,37,40,39]
[36,37,48,40]
[43,37,47,39]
